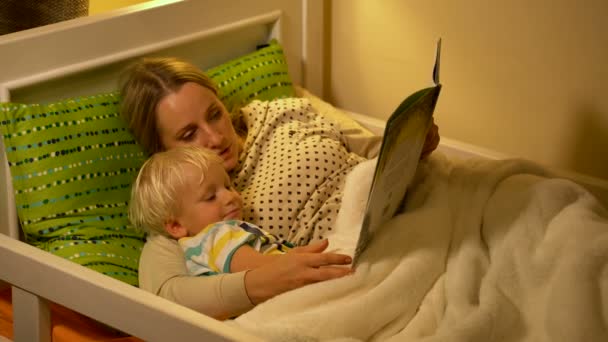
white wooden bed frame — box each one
[0,1,606,341]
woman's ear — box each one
[164,219,188,239]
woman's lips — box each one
[219,145,231,160]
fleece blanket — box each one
[230,152,608,341]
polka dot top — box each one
[230,98,366,246]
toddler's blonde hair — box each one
[129,146,225,236]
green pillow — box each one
[0,41,295,287]
[206,40,295,112]
[0,92,146,286]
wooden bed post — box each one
[0,127,19,240]
[302,0,330,100]
[12,287,52,342]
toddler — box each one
[129,146,292,276]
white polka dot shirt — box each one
[231,98,366,245]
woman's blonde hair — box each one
[119,57,219,155]
[129,146,225,236]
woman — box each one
[120,57,440,319]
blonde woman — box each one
[120,57,439,319]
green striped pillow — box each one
[0,42,296,287]
[206,40,295,112]
[0,92,146,286]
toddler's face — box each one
[174,161,243,237]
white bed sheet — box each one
[229,151,608,342]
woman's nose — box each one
[198,127,223,149]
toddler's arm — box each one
[179,220,286,275]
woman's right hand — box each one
[243,239,353,304]
[420,118,440,160]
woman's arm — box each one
[157,272,254,320]
[140,235,352,318]
[139,234,255,319]
[296,86,440,159]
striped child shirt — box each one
[178,220,292,276]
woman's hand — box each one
[243,239,352,305]
[420,118,440,159]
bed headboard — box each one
[0,0,328,238]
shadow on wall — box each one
[0,0,89,35]
[567,104,608,180]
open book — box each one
[352,39,443,265]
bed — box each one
[1,1,607,341]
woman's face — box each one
[156,82,242,171]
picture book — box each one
[353,39,443,265]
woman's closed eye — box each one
[208,109,222,121]
[207,102,226,121]
[179,126,198,142]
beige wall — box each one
[330,0,608,180]
[89,0,152,15]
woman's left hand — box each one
[420,118,440,159]
[243,239,353,305]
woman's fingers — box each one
[279,252,353,286]
[243,251,354,304]
[304,252,352,268]
[421,122,440,159]
[310,265,353,282]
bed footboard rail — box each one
[0,234,261,341]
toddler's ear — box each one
[164,220,188,239]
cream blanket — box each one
[230,153,608,341]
